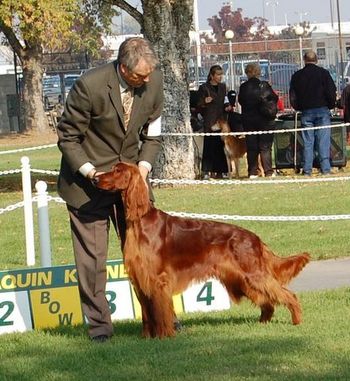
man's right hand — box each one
[87,169,104,180]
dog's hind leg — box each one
[243,274,303,325]
[259,303,275,323]
[277,288,302,325]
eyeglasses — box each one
[126,67,153,81]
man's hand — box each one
[138,165,149,180]
[87,169,104,181]
[138,165,150,189]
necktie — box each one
[122,88,133,128]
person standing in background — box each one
[238,62,277,178]
[56,37,163,343]
[289,50,336,176]
[340,83,350,145]
[197,65,230,179]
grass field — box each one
[0,289,350,381]
[1,142,350,380]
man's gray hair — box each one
[118,37,159,71]
[303,50,318,64]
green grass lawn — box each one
[0,289,349,381]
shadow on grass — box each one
[0,173,58,192]
[42,318,142,339]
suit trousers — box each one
[67,196,126,338]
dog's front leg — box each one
[233,158,240,178]
[225,150,232,179]
[130,280,155,338]
[150,273,176,338]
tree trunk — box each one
[141,0,195,179]
[20,48,49,133]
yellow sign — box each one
[30,286,83,329]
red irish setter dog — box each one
[95,162,310,338]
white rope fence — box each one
[150,176,350,185]
[162,122,350,137]
[0,121,348,157]
[0,143,56,155]
[167,211,350,222]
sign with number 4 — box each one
[182,279,231,313]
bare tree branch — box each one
[108,0,144,30]
[0,20,25,59]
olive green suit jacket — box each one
[57,61,163,212]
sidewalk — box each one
[290,257,350,292]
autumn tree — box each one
[208,6,268,43]
[0,0,116,133]
[111,0,195,179]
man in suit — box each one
[289,50,336,176]
[57,37,163,342]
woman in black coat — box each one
[238,62,277,178]
[197,65,229,179]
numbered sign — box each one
[0,262,233,335]
[106,280,135,320]
[182,279,231,313]
[0,291,32,334]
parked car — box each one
[43,73,80,109]
[270,63,299,94]
[43,75,61,109]
[64,74,79,97]
[222,59,270,88]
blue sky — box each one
[197,0,350,29]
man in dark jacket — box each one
[57,37,163,342]
[289,50,336,176]
[341,84,350,144]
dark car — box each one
[270,63,299,94]
[43,74,80,109]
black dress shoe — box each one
[91,334,109,343]
[173,319,183,332]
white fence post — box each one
[21,156,35,266]
[35,181,52,267]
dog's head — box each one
[94,162,150,221]
[210,119,230,133]
[94,162,138,192]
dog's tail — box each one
[264,244,311,285]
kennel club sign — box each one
[0,260,231,335]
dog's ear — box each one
[124,165,150,221]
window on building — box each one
[316,42,326,60]
[345,42,350,60]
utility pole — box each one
[336,0,344,89]
[330,0,334,29]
